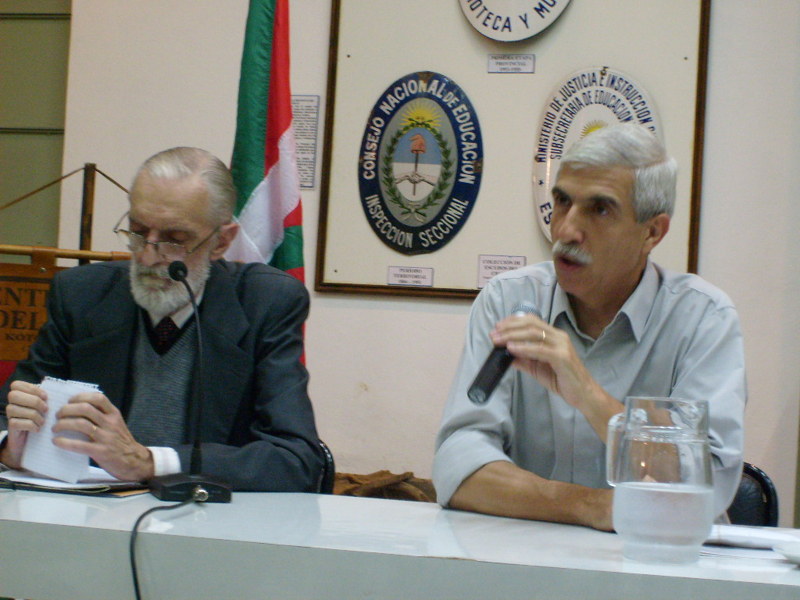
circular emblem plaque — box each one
[458,0,571,42]
[533,66,662,240]
[358,72,483,255]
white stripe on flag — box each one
[226,125,300,264]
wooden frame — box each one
[315,0,710,299]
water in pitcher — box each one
[613,481,715,563]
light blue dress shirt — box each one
[433,260,746,518]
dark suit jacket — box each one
[0,259,324,492]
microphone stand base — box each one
[148,473,232,503]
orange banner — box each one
[0,264,63,361]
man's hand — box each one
[490,314,623,439]
[1,380,49,469]
[51,392,155,482]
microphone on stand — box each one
[467,302,542,405]
[148,260,232,503]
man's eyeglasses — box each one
[113,211,220,262]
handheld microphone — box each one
[467,302,542,405]
[148,260,232,503]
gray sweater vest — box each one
[126,313,197,447]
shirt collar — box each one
[617,259,659,342]
[147,288,204,328]
[550,259,659,343]
[551,281,575,326]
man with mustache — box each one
[0,147,324,491]
[433,124,745,530]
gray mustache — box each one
[135,264,170,278]
[552,241,592,265]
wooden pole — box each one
[0,243,129,262]
[79,163,97,264]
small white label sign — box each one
[488,54,535,74]
[291,95,320,189]
[388,266,434,287]
[478,254,526,288]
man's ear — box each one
[209,222,240,259]
[642,213,670,254]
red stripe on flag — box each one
[283,201,302,228]
[285,266,305,281]
[263,0,291,176]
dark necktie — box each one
[152,316,180,354]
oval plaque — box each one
[358,72,483,255]
[533,66,662,240]
[458,0,571,42]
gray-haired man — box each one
[433,124,745,530]
[1,147,324,491]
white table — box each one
[1,488,799,599]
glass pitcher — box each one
[606,396,714,563]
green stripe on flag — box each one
[230,0,276,215]
[268,225,304,272]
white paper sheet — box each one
[20,377,100,483]
[1,465,134,490]
[706,524,800,549]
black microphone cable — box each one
[167,260,205,475]
[129,497,196,600]
[129,261,221,598]
[148,260,231,503]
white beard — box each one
[130,258,211,315]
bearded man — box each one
[0,147,324,492]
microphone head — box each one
[510,301,542,319]
[168,260,188,282]
[466,301,544,406]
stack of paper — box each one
[20,377,100,483]
[707,524,800,549]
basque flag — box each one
[225,0,304,282]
